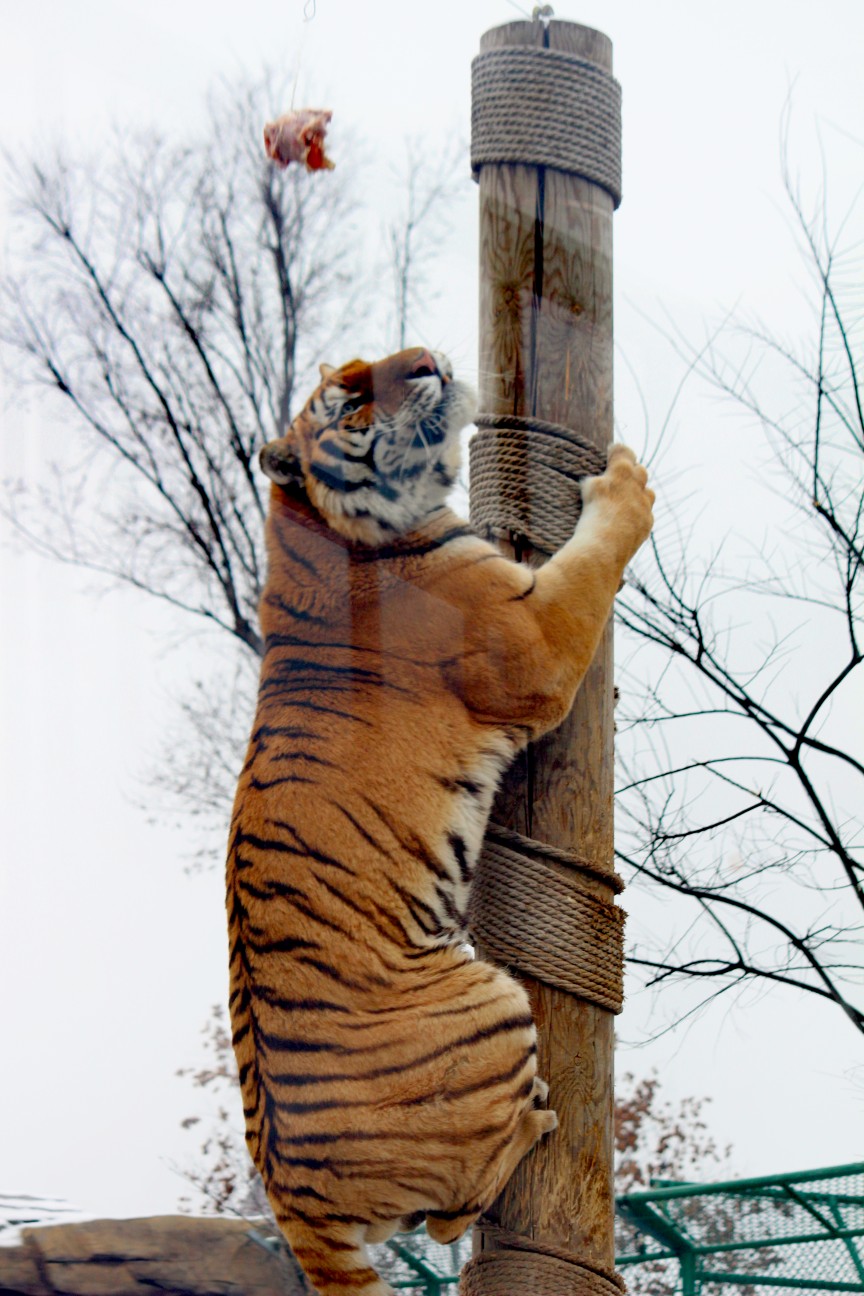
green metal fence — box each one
[374,1230,468,1292]
[616,1162,864,1295]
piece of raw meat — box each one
[263,109,334,172]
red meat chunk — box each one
[263,109,334,172]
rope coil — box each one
[469,413,606,555]
[468,824,625,1014]
[471,45,622,206]
[461,1227,627,1296]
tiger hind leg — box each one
[425,1104,558,1246]
[282,1218,392,1296]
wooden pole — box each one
[472,16,619,1281]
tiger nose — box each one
[408,349,450,384]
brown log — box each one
[472,16,619,1277]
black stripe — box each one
[334,804,400,866]
[271,750,338,768]
[249,774,317,790]
[427,1200,482,1223]
[273,1095,372,1116]
[293,1237,359,1255]
[362,797,450,880]
[263,591,330,625]
[261,698,374,728]
[262,629,444,670]
[244,933,320,955]
[312,873,411,947]
[238,877,305,903]
[292,955,389,991]
[258,677,386,706]
[289,897,353,939]
[509,573,537,601]
[265,818,357,876]
[388,879,448,939]
[309,460,372,494]
[234,829,299,855]
[269,1012,535,1086]
[434,883,465,929]
[426,991,511,1021]
[270,1148,333,1171]
[232,852,260,872]
[274,1184,336,1207]
[438,774,484,797]
[350,524,475,563]
[251,989,352,1014]
[303,1266,381,1289]
[265,654,414,696]
[448,832,472,883]
[252,722,324,744]
[273,527,320,578]
[318,1211,370,1225]
[229,983,250,1010]
[395,1042,535,1105]
[255,1027,348,1054]
[284,1117,512,1148]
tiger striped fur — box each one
[227,347,654,1295]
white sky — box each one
[1,0,862,1221]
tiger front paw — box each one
[580,444,654,565]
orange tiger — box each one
[227,347,654,1295]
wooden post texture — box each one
[468,16,622,1290]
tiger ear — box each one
[259,435,304,488]
[319,362,336,382]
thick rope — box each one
[468,824,625,1014]
[471,45,622,206]
[485,822,624,893]
[461,1227,627,1296]
[469,414,606,555]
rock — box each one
[0,1217,309,1296]
[0,1239,46,1296]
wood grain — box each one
[472,16,619,1278]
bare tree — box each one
[1,72,362,659]
[615,147,863,1036]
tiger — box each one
[226,346,654,1295]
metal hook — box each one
[532,4,554,22]
[303,0,316,20]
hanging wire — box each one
[289,0,317,110]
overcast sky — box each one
[1,0,862,1222]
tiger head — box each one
[259,348,475,544]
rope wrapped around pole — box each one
[461,1228,627,1296]
[468,825,625,1014]
[471,45,622,206]
[470,414,606,555]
